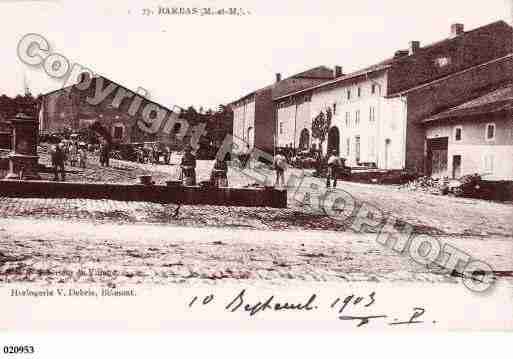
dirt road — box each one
[1,218,511,286]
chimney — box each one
[334,65,343,78]
[450,23,464,38]
[394,49,409,58]
[275,73,281,82]
[409,41,420,55]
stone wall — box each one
[387,21,513,95]
[0,180,287,208]
[40,76,181,145]
[405,55,513,173]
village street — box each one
[0,217,512,286]
[0,155,512,287]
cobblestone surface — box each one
[1,153,511,288]
[1,218,511,286]
[118,158,513,237]
[3,147,513,236]
[34,147,172,184]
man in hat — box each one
[51,142,66,181]
[326,150,343,188]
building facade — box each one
[231,66,335,154]
[39,75,180,145]
[272,20,513,172]
[424,84,513,181]
[275,90,314,150]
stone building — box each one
[39,74,182,145]
[274,20,513,172]
[230,66,335,154]
[424,82,513,181]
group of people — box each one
[51,138,345,188]
[179,146,229,188]
[50,141,90,181]
[273,149,345,188]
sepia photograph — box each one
[0,0,512,356]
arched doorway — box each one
[246,126,254,149]
[327,126,340,155]
[299,128,310,151]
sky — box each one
[0,0,512,110]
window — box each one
[369,106,376,122]
[346,138,351,156]
[485,123,495,141]
[172,123,182,133]
[454,126,462,142]
[279,122,284,134]
[355,136,361,163]
[333,103,337,115]
[357,87,362,98]
[345,112,350,127]
[113,126,123,140]
[371,84,377,95]
[355,110,360,127]
[347,89,351,100]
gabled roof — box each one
[423,83,513,123]
[275,20,513,101]
[274,63,391,101]
[42,75,182,114]
[231,66,334,105]
[386,53,513,98]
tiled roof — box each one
[42,76,182,114]
[423,84,513,122]
[275,20,513,100]
[231,66,334,105]
[274,63,392,101]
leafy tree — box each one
[311,107,332,154]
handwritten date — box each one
[188,290,433,328]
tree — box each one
[311,107,332,154]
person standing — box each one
[51,143,66,181]
[78,145,88,169]
[99,143,110,167]
[68,141,78,167]
[99,144,105,166]
[210,154,229,187]
[152,143,159,164]
[326,150,342,188]
[180,146,197,186]
[273,150,287,188]
[164,145,171,165]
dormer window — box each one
[435,56,451,68]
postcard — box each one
[0,0,512,355]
